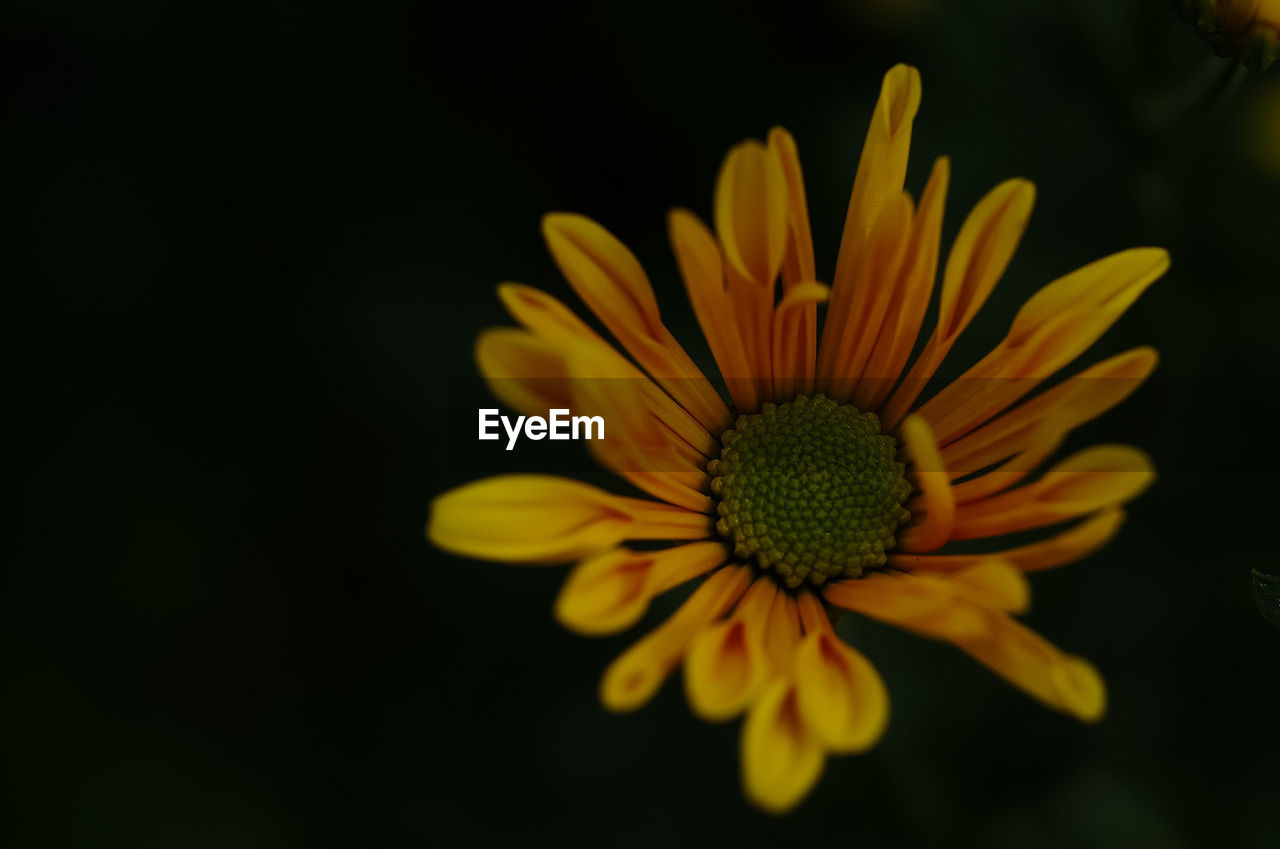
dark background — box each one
[9,1,1279,846]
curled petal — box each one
[793,631,889,753]
[555,542,728,636]
[684,576,777,721]
[428,475,711,563]
[772,282,830,401]
[715,140,789,290]
[740,679,826,815]
[897,415,955,552]
[600,565,752,712]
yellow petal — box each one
[740,679,826,815]
[881,178,1035,429]
[891,509,1126,574]
[772,281,829,401]
[554,542,728,636]
[761,590,804,676]
[768,126,817,287]
[564,345,713,513]
[498,284,716,455]
[914,251,1166,445]
[474,328,573,415]
[542,214,731,431]
[1003,248,1169,349]
[951,446,1154,540]
[769,127,818,395]
[819,191,913,401]
[942,347,1157,478]
[832,63,922,292]
[428,475,711,563]
[667,208,759,413]
[497,281,610,347]
[949,417,1066,505]
[855,156,950,412]
[793,631,889,753]
[715,141,788,392]
[683,576,776,721]
[825,571,989,641]
[942,559,1031,613]
[600,564,752,712]
[897,415,955,553]
[954,613,1107,722]
[714,140,789,290]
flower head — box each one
[1176,0,1280,70]
[429,64,1165,814]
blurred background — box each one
[9,0,1279,846]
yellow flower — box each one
[1176,0,1280,69]
[429,64,1165,814]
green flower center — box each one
[708,394,911,589]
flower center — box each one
[708,394,911,589]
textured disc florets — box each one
[708,394,911,589]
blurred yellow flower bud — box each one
[1175,0,1280,70]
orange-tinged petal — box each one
[497,284,717,455]
[684,576,776,721]
[498,281,611,347]
[761,591,804,676]
[768,126,817,287]
[793,630,889,753]
[891,509,1126,574]
[856,156,950,412]
[914,250,1166,446]
[668,208,758,412]
[600,564,752,712]
[825,571,990,641]
[428,475,711,563]
[832,63,922,287]
[1001,248,1169,351]
[951,446,1154,540]
[564,347,713,513]
[772,282,830,401]
[881,178,1035,429]
[819,191,913,400]
[769,127,818,395]
[940,559,1031,613]
[897,415,955,552]
[740,679,826,815]
[542,214,731,431]
[941,347,1158,479]
[953,613,1107,722]
[684,617,765,721]
[949,417,1066,505]
[475,328,573,415]
[554,542,728,636]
